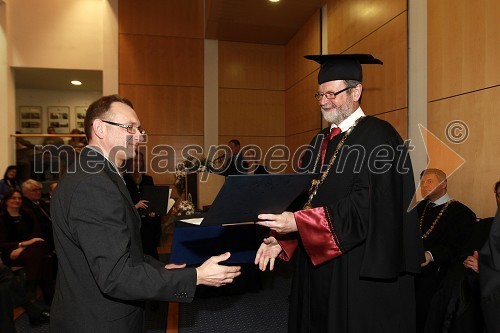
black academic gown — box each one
[415,199,476,333]
[276,116,423,333]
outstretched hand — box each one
[196,252,241,287]
[254,236,282,271]
[256,211,297,234]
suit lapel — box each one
[103,163,142,223]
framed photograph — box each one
[74,106,88,132]
[18,106,42,133]
[47,106,70,133]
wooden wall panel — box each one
[285,73,322,136]
[284,8,322,172]
[218,41,286,160]
[119,0,205,186]
[428,86,500,218]
[119,35,204,87]
[218,42,285,90]
[285,10,321,90]
[284,130,321,172]
[327,0,406,53]
[428,0,500,101]
[218,89,285,137]
[373,109,408,140]
[338,12,407,117]
[119,85,204,136]
[119,0,204,38]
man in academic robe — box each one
[50,94,241,332]
[415,168,476,332]
[255,54,424,333]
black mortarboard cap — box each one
[304,54,383,84]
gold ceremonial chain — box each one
[419,199,455,239]
[303,116,365,210]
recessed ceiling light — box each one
[71,80,82,86]
[269,0,280,2]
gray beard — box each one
[321,92,356,125]
[321,102,354,125]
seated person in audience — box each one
[122,152,162,261]
[222,139,249,176]
[42,126,64,147]
[415,168,476,333]
[243,148,269,175]
[21,180,54,252]
[0,259,50,332]
[0,166,21,201]
[0,189,54,306]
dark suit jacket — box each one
[22,198,54,251]
[50,147,197,332]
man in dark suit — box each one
[50,95,241,332]
[222,139,248,175]
[21,179,54,251]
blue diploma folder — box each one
[170,223,258,265]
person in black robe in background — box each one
[255,54,423,333]
[415,169,477,332]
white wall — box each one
[1,0,118,174]
[9,0,103,70]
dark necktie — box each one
[320,127,342,165]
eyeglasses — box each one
[314,86,355,101]
[101,120,147,135]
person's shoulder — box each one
[361,116,399,136]
[449,200,476,219]
[353,116,403,147]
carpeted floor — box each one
[178,259,293,333]
[15,301,169,333]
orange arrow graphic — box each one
[408,124,466,211]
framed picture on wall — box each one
[74,106,88,132]
[19,106,43,134]
[47,106,70,134]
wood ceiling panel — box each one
[205,0,326,45]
